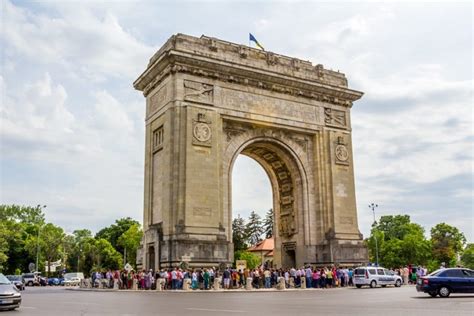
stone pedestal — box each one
[156,278,165,291]
[183,279,192,291]
[132,279,138,290]
[246,278,253,290]
[113,279,119,290]
[277,277,286,290]
[97,280,103,289]
[289,277,295,288]
[213,277,222,290]
[300,276,306,289]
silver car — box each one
[354,266,402,288]
[0,273,22,311]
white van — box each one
[63,272,84,286]
[354,266,402,288]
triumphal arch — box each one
[134,34,368,269]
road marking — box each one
[186,308,246,313]
[20,306,37,309]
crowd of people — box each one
[89,265,431,291]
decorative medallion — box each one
[335,136,350,165]
[193,122,211,142]
[335,144,349,162]
[192,113,212,147]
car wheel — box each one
[356,284,362,288]
[395,280,402,287]
[370,280,377,288]
[27,281,33,286]
[438,286,451,298]
[429,292,437,298]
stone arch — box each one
[223,122,314,267]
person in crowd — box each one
[223,268,231,289]
[203,268,210,290]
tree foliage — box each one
[235,251,260,269]
[366,215,432,268]
[246,211,264,245]
[117,223,142,267]
[95,217,139,254]
[263,209,273,239]
[431,223,466,266]
[461,244,474,269]
[24,223,65,276]
[232,215,248,252]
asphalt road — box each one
[3,285,473,316]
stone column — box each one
[246,278,253,290]
[132,279,138,290]
[156,278,165,291]
[289,277,295,288]
[183,279,192,291]
[277,277,286,290]
[300,276,306,289]
[213,277,222,290]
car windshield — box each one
[0,274,11,284]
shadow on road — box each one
[411,295,474,299]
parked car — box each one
[0,273,22,311]
[354,266,402,288]
[22,272,39,286]
[5,275,25,291]
[48,277,64,286]
[63,272,84,286]
[416,268,474,297]
[38,275,48,286]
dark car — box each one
[48,277,64,286]
[416,268,474,297]
[5,275,25,291]
[0,273,22,311]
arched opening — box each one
[232,155,273,267]
[229,138,306,269]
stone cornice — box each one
[134,34,363,107]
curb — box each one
[66,287,349,293]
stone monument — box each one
[134,34,368,270]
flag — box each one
[249,33,265,51]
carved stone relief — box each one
[184,80,214,105]
[245,145,297,237]
[324,108,347,128]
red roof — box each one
[248,238,274,252]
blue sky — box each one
[1,0,472,242]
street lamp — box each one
[368,203,379,266]
[35,205,47,272]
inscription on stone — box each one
[221,89,319,124]
[193,207,212,217]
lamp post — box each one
[35,205,47,272]
[368,203,379,266]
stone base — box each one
[158,237,231,268]
[311,239,368,266]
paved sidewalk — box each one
[67,286,360,293]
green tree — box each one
[232,215,248,252]
[0,223,9,271]
[66,229,93,272]
[234,251,260,269]
[246,211,263,245]
[461,244,474,269]
[0,204,46,274]
[88,238,123,271]
[262,209,273,239]
[24,223,65,276]
[117,224,142,267]
[95,217,139,254]
[431,223,466,266]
